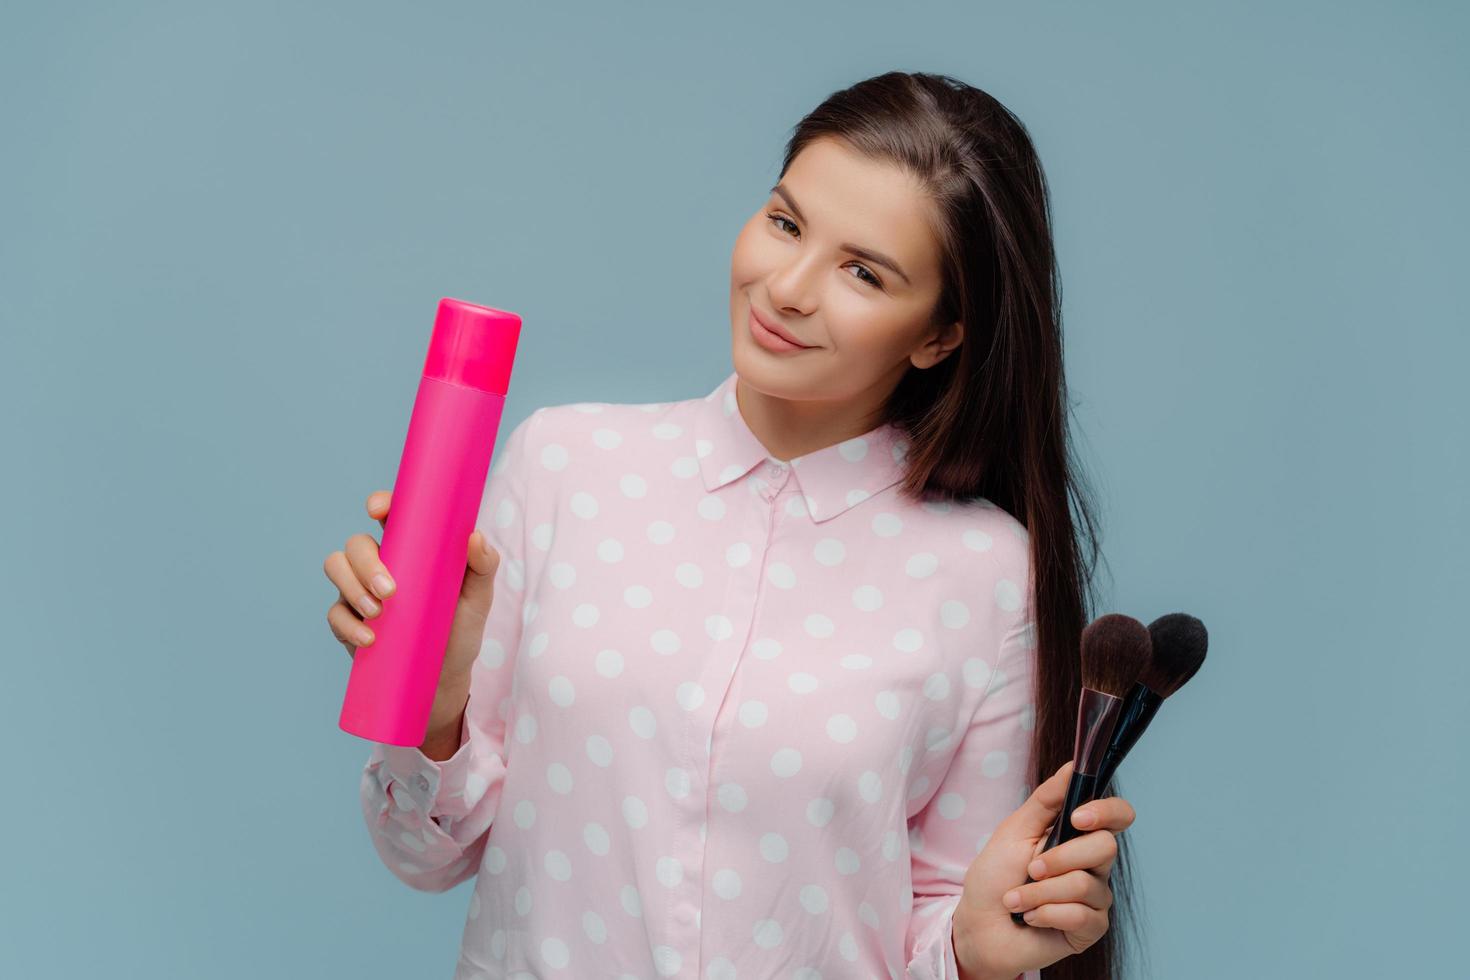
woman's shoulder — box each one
[527,387,701,456]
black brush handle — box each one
[1094,685,1163,791]
[1010,770,1099,926]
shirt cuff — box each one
[369,715,475,817]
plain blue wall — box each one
[2,2,1464,976]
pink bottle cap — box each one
[422,297,522,394]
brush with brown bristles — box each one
[1091,612,1209,792]
[1012,612,1151,927]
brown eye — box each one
[766,211,884,290]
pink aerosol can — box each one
[339,297,522,747]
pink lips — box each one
[749,307,813,352]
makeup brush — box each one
[1091,612,1208,793]
[1013,612,1151,927]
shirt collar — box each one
[693,370,911,524]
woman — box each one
[327,70,1137,980]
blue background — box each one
[2,1,1464,976]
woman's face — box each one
[728,136,960,406]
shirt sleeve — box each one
[358,407,541,893]
[904,615,1040,980]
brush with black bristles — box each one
[1013,612,1151,927]
[1091,613,1208,792]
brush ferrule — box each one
[1072,687,1124,776]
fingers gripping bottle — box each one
[339,297,522,747]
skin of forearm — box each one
[417,673,471,762]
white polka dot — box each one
[713,867,742,899]
[893,628,924,653]
[826,714,857,743]
[675,681,706,711]
[624,584,653,608]
[995,578,1023,612]
[697,495,726,520]
[958,528,993,552]
[814,538,846,565]
[547,763,573,794]
[597,538,625,562]
[513,799,536,829]
[570,491,599,519]
[922,672,951,700]
[738,700,768,727]
[629,706,657,738]
[788,672,819,694]
[981,749,1009,777]
[939,599,970,629]
[726,541,752,566]
[584,822,611,855]
[800,884,830,913]
[806,798,835,827]
[858,771,882,803]
[619,473,647,498]
[622,795,649,828]
[771,748,802,777]
[595,648,625,677]
[937,792,966,819]
[905,552,939,578]
[804,614,835,638]
[871,513,903,537]
[767,562,797,588]
[648,520,676,544]
[539,443,569,471]
[621,884,643,918]
[705,614,734,640]
[583,910,608,943]
[835,847,861,874]
[751,638,782,660]
[549,676,575,707]
[656,855,684,887]
[754,919,784,949]
[962,657,993,691]
[544,849,572,881]
[759,832,789,862]
[853,585,883,612]
[653,945,682,976]
[717,782,748,812]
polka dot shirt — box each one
[361,370,1040,980]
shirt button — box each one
[416,774,431,793]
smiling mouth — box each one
[750,306,814,348]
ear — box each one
[913,320,963,369]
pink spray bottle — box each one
[338,297,522,747]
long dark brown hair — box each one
[776,71,1138,980]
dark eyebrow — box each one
[770,182,913,287]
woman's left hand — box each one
[951,760,1136,980]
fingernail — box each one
[1023,911,1037,924]
[1028,859,1046,878]
[357,627,374,646]
[1074,808,1095,827]
[357,594,380,617]
[481,532,493,557]
[1003,890,1020,909]
[372,573,395,598]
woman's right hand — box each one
[323,490,501,723]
